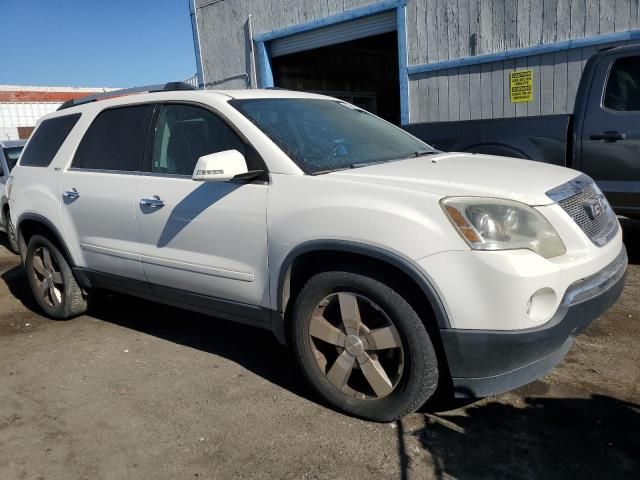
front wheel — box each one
[291,270,439,422]
[25,235,88,319]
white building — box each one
[0,85,116,140]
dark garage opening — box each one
[270,32,400,125]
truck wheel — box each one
[25,235,88,320]
[291,270,439,422]
[4,209,19,254]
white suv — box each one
[8,83,627,421]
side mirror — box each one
[192,150,248,182]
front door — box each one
[60,104,155,287]
[580,52,640,216]
[135,103,269,318]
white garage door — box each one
[269,10,397,58]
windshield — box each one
[230,98,434,174]
[3,146,23,171]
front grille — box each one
[552,180,618,246]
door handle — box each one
[590,132,626,141]
[63,188,80,200]
[140,196,165,209]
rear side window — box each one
[604,56,640,111]
[3,146,23,171]
[73,105,155,171]
[20,114,81,167]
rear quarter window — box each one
[19,114,81,167]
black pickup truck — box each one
[405,44,640,219]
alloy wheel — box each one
[308,292,404,400]
[31,246,64,307]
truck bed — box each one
[404,115,572,168]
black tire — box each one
[4,209,19,254]
[25,234,88,320]
[291,270,439,422]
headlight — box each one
[441,197,566,258]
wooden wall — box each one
[195,0,640,122]
[406,0,640,122]
[195,0,381,90]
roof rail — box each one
[56,82,196,111]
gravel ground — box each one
[0,220,638,480]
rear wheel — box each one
[4,209,19,254]
[291,270,439,422]
[25,235,88,319]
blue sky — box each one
[1,0,197,88]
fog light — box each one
[526,288,557,322]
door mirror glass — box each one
[192,149,248,182]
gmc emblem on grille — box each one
[583,194,607,220]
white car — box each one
[8,84,627,421]
[0,139,25,253]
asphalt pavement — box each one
[0,220,638,479]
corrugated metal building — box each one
[191,0,640,125]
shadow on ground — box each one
[620,217,640,265]
[92,291,318,402]
[399,395,640,480]
[0,262,317,405]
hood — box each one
[327,152,580,205]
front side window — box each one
[73,104,155,171]
[3,146,23,171]
[231,98,434,174]
[604,56,640,111]
[151,104,246,176]
[20,114,80,167]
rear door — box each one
[135,103,269,317]
[60,104,155,288]
[580,52,640,216]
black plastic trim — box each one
[73,267,272,329]
[277,240,451,329]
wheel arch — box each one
[276,240,450,331]
[16,213,76,266]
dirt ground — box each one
[0,221,638,480]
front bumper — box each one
[440,246,628,398]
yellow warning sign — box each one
[509,69,533,103]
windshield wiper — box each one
[349,160,387,169]
[350,152,438,169]
[310,166,351,175]
[408,150,438,158]
[314,152,438,174]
